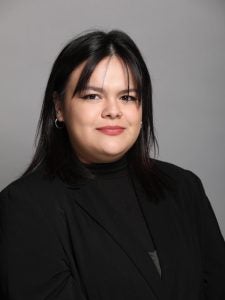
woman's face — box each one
[55,55,142,164]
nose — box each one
[101,98,123,119]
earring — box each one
[140,121,143,128]
[55,118,64,129]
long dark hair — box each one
[23,30,169,199]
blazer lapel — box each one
[65,174,175,300]
[129,171,177,297]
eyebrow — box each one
[82,85,138,94]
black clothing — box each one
[83,156,161,277]
[0,159,225,300]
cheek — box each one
[64,105,98,131]
[126,107,142,125]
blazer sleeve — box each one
[0,185,88,300]
[190,173,225,299]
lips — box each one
[96,126,125,136]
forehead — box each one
[67,55,137,91]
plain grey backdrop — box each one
[0,0,224,236]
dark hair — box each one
[23,29,169,199]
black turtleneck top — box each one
[83,155,161,277]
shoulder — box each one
[153,158,192,177]
[150,159,214,228]
[152,158,206,199]
[0,167,67,217]
[153,158,201,184]
[1,167,60,197]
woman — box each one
[0,30,225,300]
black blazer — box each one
[0,160,225,300]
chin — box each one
[100,147,129,159]
[98,154,125,163]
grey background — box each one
[0,0,224,236]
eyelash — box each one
[120,95,137,102]
[80,94,137,101]
[81,94,100,100]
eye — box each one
[81,94,100,100]
[121,95,137,102]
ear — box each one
[53,92,64,122]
